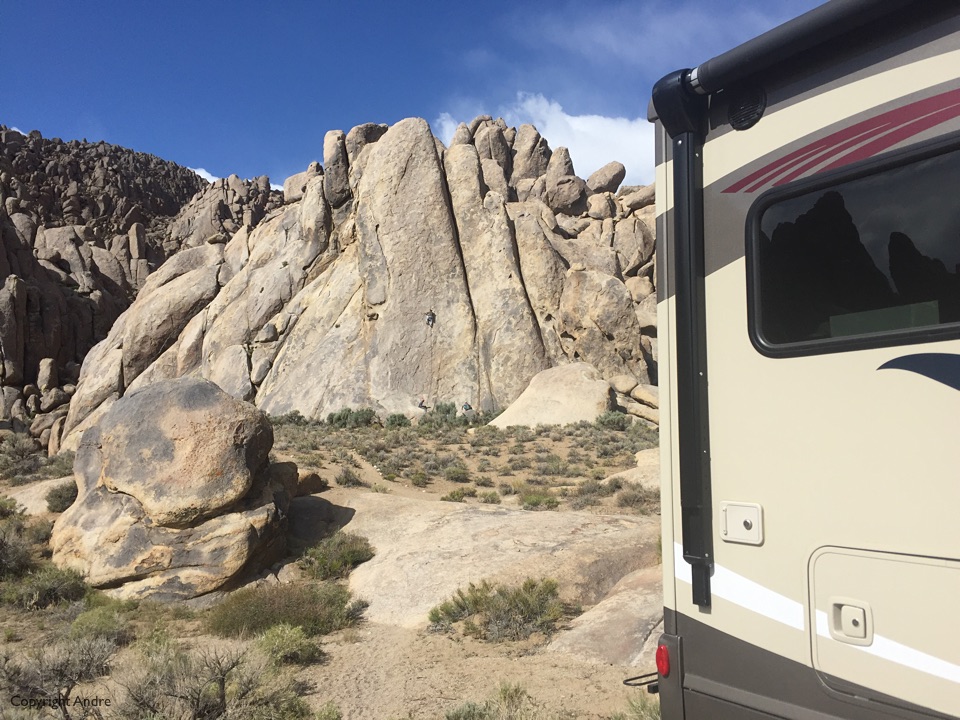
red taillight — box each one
[656,643,670,677]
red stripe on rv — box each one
[723,87,960,193]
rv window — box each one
[751,145,960,351]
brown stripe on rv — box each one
[667,609,953,720]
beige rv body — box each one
[655,4,960,718]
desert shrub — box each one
[45,480,78,513]
[616,485,660,513]
[533,454,568,477]
[0,636,116,713]
[299,531,374,580]
[610,693,662,720]
[410,471,429,488]
[257,623,325,666]
[385,413,411,429]
[69,605,135,646]
[474,476,493,487]
[41,450,75,479]
[497,482,515,496]
[317,702,345,720]
[444,465,470,483]
[272,410,312,427]
[335,467,366,487]
[208,582,367,638]
[478,491,501,505]
[508,456,530,471]
[0,434,42,483]
[518,487,559,511]
[23,518,53,548]
[429,578,571,642]
[446,683,537,720]
[441,488,476,502]
[596,411,632,431]
[0,518,31,578]
[327,407,378,429]
[114,639,316,720]
[0,496,22,519]
[3,565,86,609]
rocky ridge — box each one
[56,115,658,451]
[0,126,282,449]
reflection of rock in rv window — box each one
[758,154,960,345]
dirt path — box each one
[306,622,651,719]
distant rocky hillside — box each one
[58,116,657,452]
[0,126,284,443]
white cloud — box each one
[501,93,653,186]
[9,126,23,135]
[435,113,460,147]
[435,93,654,187]
[190,167,218,183]
[271,183,283,191]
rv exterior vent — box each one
[728,85,766,130]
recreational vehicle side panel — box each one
[654,2,960,719]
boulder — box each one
[544,148,586,215]
[490,362,614,428]
[586,162,627,195]
[51,378,286,600]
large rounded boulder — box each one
[51,377,287,601]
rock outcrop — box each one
[51,377,287,601]
[52,116,657,449]
[0,126,284,449]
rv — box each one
[650,1,959,718]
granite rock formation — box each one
[57,116,658,449]
[50,377,288,601]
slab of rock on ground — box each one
[606,447,660,492]
[288,489,662,667]
[489,362,615,428]
[50,377,290,601]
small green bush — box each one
[429,578,571,642]
[596,411,632,431]
[45,480,78,513]
[299,531,375,580]
[410,471,429,488]
[0,496,22,519]
[518,488,559,511]
[3,565,87,609]
[70,605,134,646]
[441,488,476,502]
[478,491,501,505]
[336,467,366,487]
[327,407,378,429]
[207,582,367,638]
[385,413,411,428]
[0,518,31,578]
[0,434,42,484]
[272,410,312,427]
[257,623,325,665]
[444,465,470,483]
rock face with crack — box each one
[50,377,288,601]
[52,115,657,450]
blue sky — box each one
[1,1,823,187]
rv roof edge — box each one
[648,0,917,130]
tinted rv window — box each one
[752,147,960,350]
